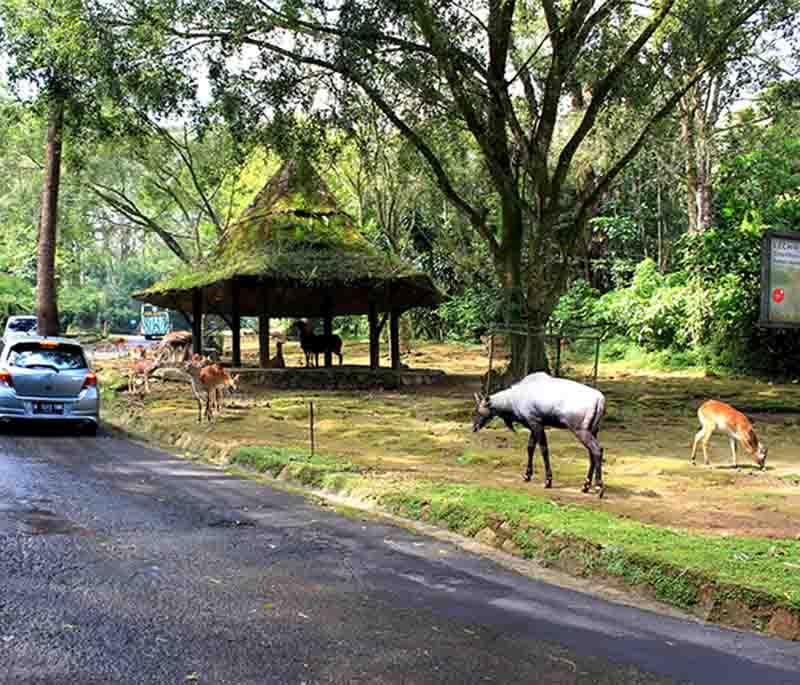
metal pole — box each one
[486,332,495,394]
[309,401,315,457]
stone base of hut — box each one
[228,366,445,390]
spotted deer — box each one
[128,352,160,396]
[183,360,239,422]
[209,366,240,415]
[691,400,767,469]
[155,330,193,364]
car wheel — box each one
[83,422,98,437]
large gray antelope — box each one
[472,372,607,497]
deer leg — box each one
[729,437,738,467]
[524,429,538,482]
[205,393,214,422]
[702,427,713,466]
[539,426,553,489]
[691,428,704,465]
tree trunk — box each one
[36,94,65,336]
[681,89,713,234]
[494,198,553,378]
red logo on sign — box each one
[772,288,785,304]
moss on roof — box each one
[135,158,433,298]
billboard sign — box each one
[760,231,800,327]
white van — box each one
[3,315,38,341]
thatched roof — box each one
[133,159,441,317]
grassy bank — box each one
[226,444,800,635]
[98,340,800,639]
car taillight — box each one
[0,368,12,388]
[82,371,97,390]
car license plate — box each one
[33,402,63,415]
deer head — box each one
[756,443,768,469]
[472,392,494,432]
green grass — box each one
[378,481,800,610]
[230,445,363,489]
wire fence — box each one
[483,323,605,394]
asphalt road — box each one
[1,428,799,684]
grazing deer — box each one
[473,372,607,497]
[691,400,767,469]
[128,353,161,396]
[155,330,193,364]
[110,337,127,358]
[265,340,286,369]
[293,320,343,367]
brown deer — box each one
[183,360,240,422]
[293,320,343,367]
[128,351,161,396]
[691,400,767,469]
[110,337,127,358]
[265,340,286,369]
[155,330,193,364]
[209,366,240,415]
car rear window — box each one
[7,318,37,332]
[8,343,87,370]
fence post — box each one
[593,338,601,386]
[309,401,315,457]
[555,335,562,377]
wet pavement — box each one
[1,426,800,684]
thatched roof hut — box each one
[134,159,441,368]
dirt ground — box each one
[103,337,800,541]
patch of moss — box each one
[230,445,362,483]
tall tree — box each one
[0,0,95,334]
[114,0,798,368]
[0,0,194,334]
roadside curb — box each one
[104,410,800,642]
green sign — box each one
[761,231,800,327]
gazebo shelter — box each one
[133,159,442,374]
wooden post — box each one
[390,310,400,370]
[231,279,241,367]
[555,335,562,377]
[323,297,333,368]
[259,314,270,368]
[368,302,379,370]
[593,337,601,387]
[309,401,315,457]
[258,283,270,368]
[192,288,202,355]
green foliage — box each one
[551,280,601,329]
[437,285,503,341]
[0,273,34,320]
[593,260,691,350]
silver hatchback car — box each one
[0,336,100,434]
